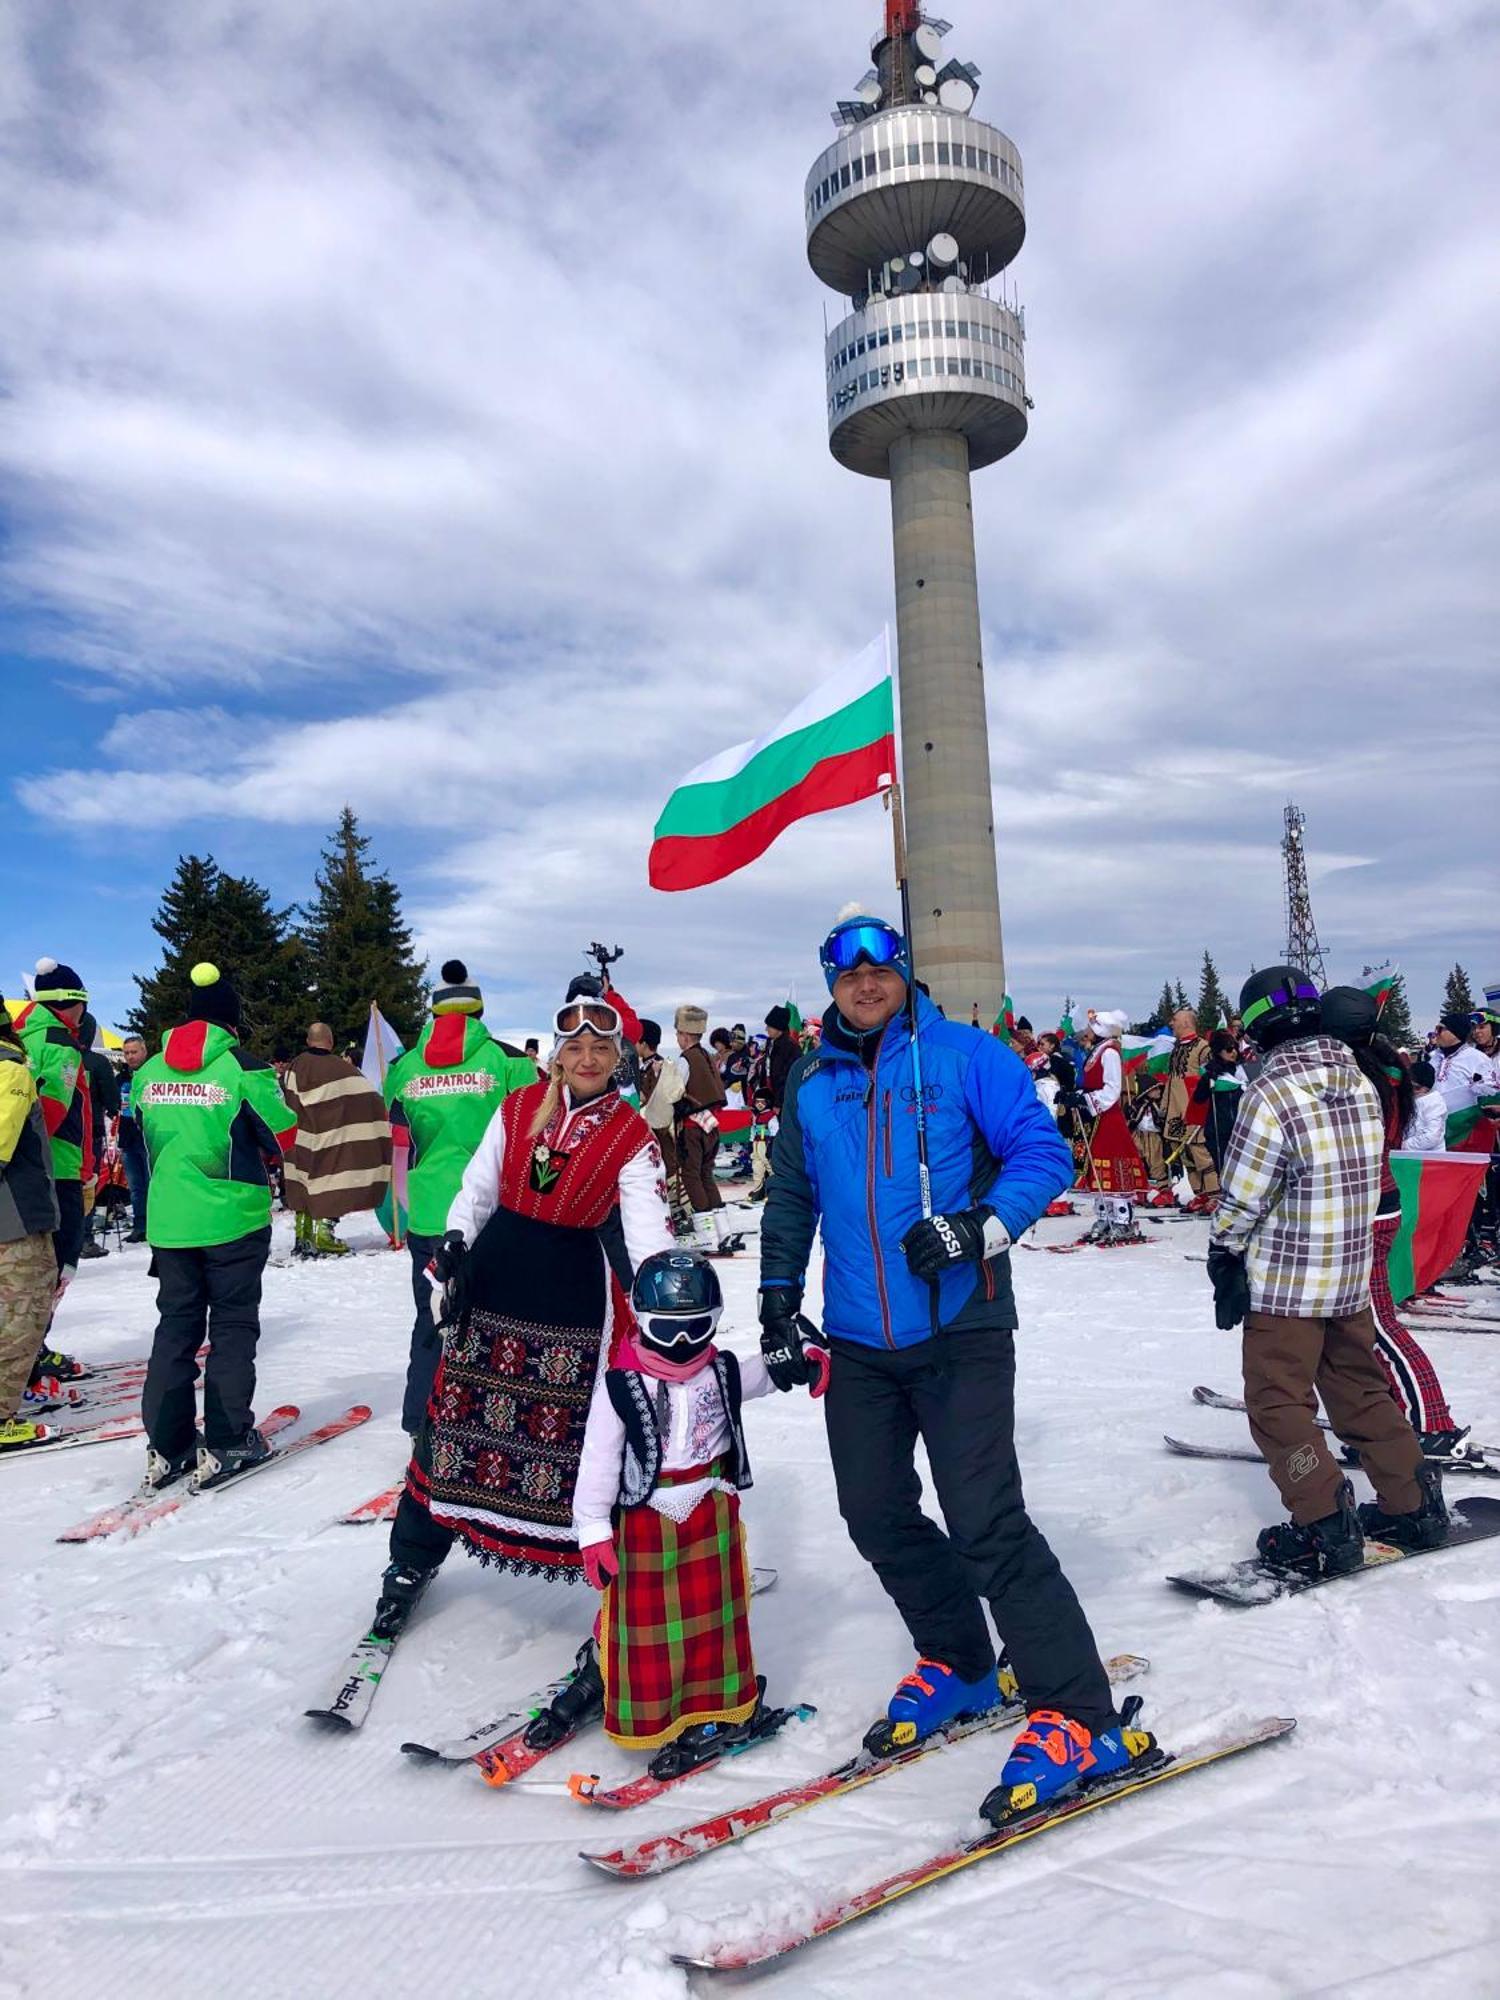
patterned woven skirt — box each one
[1074,1104,1147,1194]
[406,1205,608,1579]
[600,1471,757,1751]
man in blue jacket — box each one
[759,914,1151,1821]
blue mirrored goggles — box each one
[819,920,909,986]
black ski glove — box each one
[1059,1089,1089,1114]
[899,1205,1009,1282]
[758,1285,825,1392]
[1206,1242,1250,1330]
[430,1229,470,1330]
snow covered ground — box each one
[5,1204,1499,1999]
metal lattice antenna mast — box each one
[1281,802,1327,984]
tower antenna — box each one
[1281,802,1327,985]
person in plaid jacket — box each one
[1207,968,1448,1576]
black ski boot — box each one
[645,1677,776,1783]
[371,1561,439,1641]
[524,1637,603,1750]
[143,1440,199,1492]
[1358,1463,1449,1551]
[1256,1477,1364,1577]
[194,1427,273,1490]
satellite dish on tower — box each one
[913,22,944,62]
[855,74,882,105]
[927,232,959,268]
[938,75,975,112]
[914,63,938,88]
[940,273,964,293]
[921,89,938,104]
[896,264,921,293]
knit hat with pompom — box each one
[185,961,240,1030]
[432,959,483,1017]
[32,957,88,1006]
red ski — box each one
[567,1698,817,1811]
[337,1482,404,1526]
[1,1410,146,1461]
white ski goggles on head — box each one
[553,998,623,1041]
[639,1310,719,1349]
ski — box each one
[397,1568,779,1764]
[1168,1495,1500,1605]
[57,1405,369,1544]
[669,1715,1296,1971]
[567,1697,817,1811]
[337,1482,404,1526]
[579,1652,1148,1878]
[1027,1236,1153,1256]
[1191,1385,1497,1461]
[305,1565,438,1731]
[1,1411,147,1461]
[1163,1434,1496,1478]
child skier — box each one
[571,1248,826,1779]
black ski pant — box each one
[143,1226,271,1455]
[389,1483,457,1572]
[823,1326,1118,1732]
[402,1231,442,1434]
[51,1180,85,1279]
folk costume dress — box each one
[573,1337,773,1750]
[402,1078,672,1577]
[1078,1041,1147,1195]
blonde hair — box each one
[527,1061,566,1139]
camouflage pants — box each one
[1,1232,58,1419]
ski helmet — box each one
[1237,966,1321,1051]
[819,914,910,994]
[1319,985,1378,1049]
[630,1250,723,1361]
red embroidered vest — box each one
[497,1082,652,1228]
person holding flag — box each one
[758,911,1154,1823]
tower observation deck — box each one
[806,1,1025,1018]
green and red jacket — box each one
[13,1001,91,1183]
[384,1015,537,1237]
[134,1022,295,1249]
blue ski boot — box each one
[980,1695,1158,1826]
[862,1657,1012,1759]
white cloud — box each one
[5,0,1498,1025]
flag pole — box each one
[885,780,933,1225]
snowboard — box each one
[1168,1495,1500,1605]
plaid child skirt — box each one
[600,1468,757,1751]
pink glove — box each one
[582,1541,619,1591]
[805,1342,831,1400]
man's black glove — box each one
[1059,1089,1089,1114]
[1206,1242,1250,1330]
[430,1229,470,1329]
[758,1285,826,1392]
[899,1205,1008,1282]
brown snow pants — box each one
[678,1123,723,1213]
[1242,1306,1423,1524]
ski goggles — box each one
[819,919,909,988]
[1241,977,1319,1030]
[553,999,623,1040]
[639,1311,718,1348]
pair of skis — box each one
[55,1404,372,1542]
[1168,1383,1497,1475]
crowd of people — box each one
[3,928,1498,1820]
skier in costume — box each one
[1206,968,1447,1573]
[0,1000,60,1449]
[368,992,675,1748]
[1319,987,1473,1461]
[133,964,297,1488]
[571,1249,825,1776]
[1059,1009,1145,1238]
[1163,1007,1220,1212]
[12,959,92,1385]
[759,913,1155,1822]
[672,1004,731,1248]
[382,962,538,1434]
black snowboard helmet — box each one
[631,1250,723,1361]
[1319,985,1378,1050]
[1238,966,1321,1051]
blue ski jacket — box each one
[760,993,1074,1349]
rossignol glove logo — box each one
[137,1080,231,1107]
[934,1216,964,1261]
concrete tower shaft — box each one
[807,5,1023,1021]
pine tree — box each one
[132,855,308,1057]
[299,808,427,1050]
[1359,964,1414,1047]
[1442,963,1475,1018]
[1173,980,1190,1013]
[1154,980,1177,1026]
[1196,951,1227,1033]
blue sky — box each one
[4,0,1497,1040]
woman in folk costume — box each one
[570,1249,825,1779]
[367,991,674,1747]
[1073,1011,1147,1202]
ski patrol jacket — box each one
[134,1023,294,1249]
[0,1041,60,1243]
[761,992,1075,1349]
[383,1014,537,1237]
[12,1002,90,1183]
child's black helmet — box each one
[1238,966,1322,1051]
[631,1250,723,1360]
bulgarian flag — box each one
[1122,1030,1173,1079]
[1447,1097,1500,1154]
[1387,1151,1489,1301]
[649,635,895,891]
[1362,965,1398,1016]
[993,994,1016,1042]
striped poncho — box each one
[282,1047,392,1220]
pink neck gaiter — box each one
[619,1333,716,1384]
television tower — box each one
[1281,802,1327,985]
[806,1,1026,1019]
